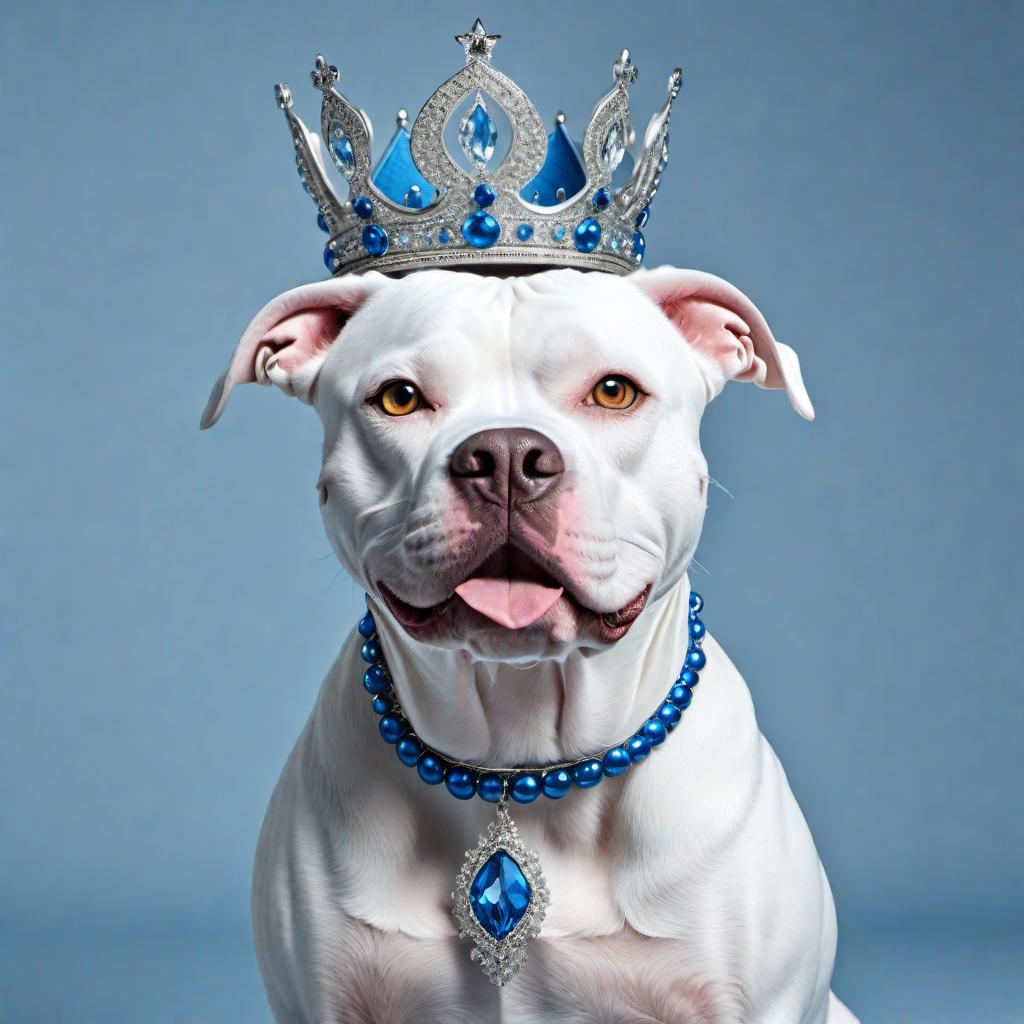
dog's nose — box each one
[450,428,565,504]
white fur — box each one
[208,269,857,1022]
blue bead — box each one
[371,694,390,715]
[362,224,389,257]
[469,850,531,940]
[602,747,631,777]
[461,210,501,248]
[379,714,405,744]
[572,758,603,788]
[477,773,505,803]
[689,592,704,612]
[417,753,445,785]
[445,767,477,800]
[317,212,329,233]
[473,182,497,207]
[689,617,705,640]
[642,719,668,746]
[541,769,572,799]
[592,186,612,209]
[635,205,650,229]
[438,228,452,244]
[510,773,540,804]
[362,664,387,694]
[632,231,646,263]
[686,648,707,671]
[516,223,534,241]
[396,735,422,766]
[360,639,381,664]
[358,612,376,637]
[668,683,693,708]
[627,734,652,762]
[657,701,682,731]
[352,194,373,219]
[573,217,602,253]
[679,667,700,688]
[322,245,334,270]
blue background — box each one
[2,1,1022,1020]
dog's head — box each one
[203,268,811,661]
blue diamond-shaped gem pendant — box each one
[452,799,549,985]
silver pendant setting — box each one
[451,799,549,986]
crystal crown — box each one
[276,18,682,277]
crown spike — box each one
[311,54,340,93]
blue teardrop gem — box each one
[328,122,355,175]
[461,210,501,248]
[469,849,531,940]
[459,93,497,170]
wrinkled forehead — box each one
[324,268,682,385]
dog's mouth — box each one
[377,545,652,640]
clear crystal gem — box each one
[459,92,497,170]
[600,119,626,174]
[328,122,355,176]
[469,849,531,940]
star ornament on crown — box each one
[276,18,683,277]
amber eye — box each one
[376,381,423,416]
[590,375,639,410]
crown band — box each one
[275,19,682,278]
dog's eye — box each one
[590,375,639,410]
[375,381,423,416]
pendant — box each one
[451,798,549,985]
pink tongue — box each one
[454,578,564,629]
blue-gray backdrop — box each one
[2,1,1021,1021]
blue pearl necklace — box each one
[357,590,708,986]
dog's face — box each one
[203,268,811,661]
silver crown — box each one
[275,18,682,277]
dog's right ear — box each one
[200,272,385,429]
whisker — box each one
[691,558,712,577]
[707,476,734,499]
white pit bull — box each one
[203,267,857,1024]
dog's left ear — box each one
[632,267,814,420]
[200,272,385,429]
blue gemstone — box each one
[461,210,501,248]
[371,694,390,715]
[686,648,706,671]
[632,231,646,263]
[592,186,612,209]
[668,683,693,708]
[541,769,572,799]
[689,617,705,641]
[438,228,452,244]
[689,592,704,613]
[352,195,373,219]
[358,612,376,638]
[679,667,700,688]
[573,218,602,253]
[657,702,682,731]
[602,747,631,777]
[396,735,423,766]
[573,758,603,788]
[635,206,650,229]
[642,719,667,746]
[627,734,652,762]
[360,639,381,664]
[553,224,566,242]
[445,767,478,800]
[474,182,497,207]
[317,212,329,234]
[516,223,534,241]
[417,753,444,785]
[477,773,505,803]
[362,664,387,694]
[322,245,334,270]
[379,714,405,744]
[296,156,309,194]
[362,224,389,256]
[469,849,531,940]
[510,773,540,804]
[459,95,497,170]
[328,122,355,174]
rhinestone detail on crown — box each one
[275,19,682,277]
